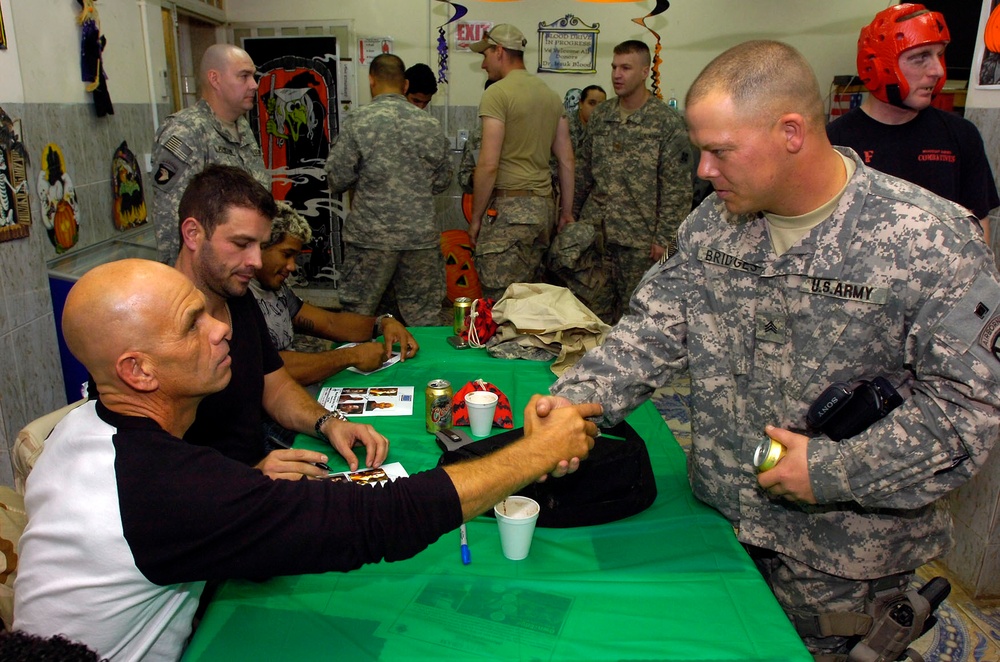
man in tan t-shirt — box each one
[468,24,575,300]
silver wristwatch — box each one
[315,409,349,441]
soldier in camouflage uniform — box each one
[325,54,452,326]
[468,24,575,301]
[552,41,1000,655]
[568,85,606,154]
[150,44,269,265]
[573,41,692,324]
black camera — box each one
[807,376,903,441]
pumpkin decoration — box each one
[53,201,78,250]
[440,228,482,301]
[37,143,80,253]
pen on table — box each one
[266,434,331,472]
[460,524,471,565]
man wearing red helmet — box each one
[828,3,998,243]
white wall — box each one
[6,0,163,106]
[0,0,24,103]
[225,0,887,109]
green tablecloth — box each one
[182,327,810,661]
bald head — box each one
[369,54,406,96]
[199,44,258,121]
[64,259,231,409]
[64,260,185,380]
[200,44,250,86]
[686,40,826,129]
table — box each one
[182,327,811,661]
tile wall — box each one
[0,102,163,487]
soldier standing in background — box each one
[572,40,692,323]
[150,44,269,265]
[325,54,452,326]
[568,85,607,154]
[468,24,575,300]
[552,40,1000,655]
[404,63,439,109]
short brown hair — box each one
[177,165,277,239]
[686,40,825,128]
[614,40,651,67]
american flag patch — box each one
[162,135,193,162]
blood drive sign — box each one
[456,21,493,51]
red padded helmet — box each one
[857,4,949,107]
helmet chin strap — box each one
[884,84,925,112]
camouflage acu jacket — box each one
[572,95,692,252]
[150,99,268,264]
[554,148,1000,578]
[325,93,452,250]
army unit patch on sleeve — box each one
[978,313,1000,363]
[153,163,176,186]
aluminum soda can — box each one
[426,379,453,433]
[753,437,786,472]
[453,297,473,336]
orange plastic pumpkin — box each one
[440,229,482,301]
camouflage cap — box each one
[470,24,528,53]
[547,221,598,272]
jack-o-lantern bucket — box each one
[440,229,482,302]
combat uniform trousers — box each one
[606,243,658,324]
[474,195,555,301]
[747,545,913,656]
[338,244,446,327]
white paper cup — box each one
[494,496,540,560]
[465,391,499,437]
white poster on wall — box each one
[359,37,393,66]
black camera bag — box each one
[806,376,903,441]
[438,421,657,528]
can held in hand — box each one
[426,379,454,433]
[753,437,786,472]
[453,297,473,336]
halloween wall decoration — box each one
[111,141,147,230]
[77,0,114,116]
[37,144,80,253]
[244,38,340,280]
[0,106,30,243]
[434,1,469,84]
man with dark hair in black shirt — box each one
[14,257,600,660]
[174,164,389,479]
